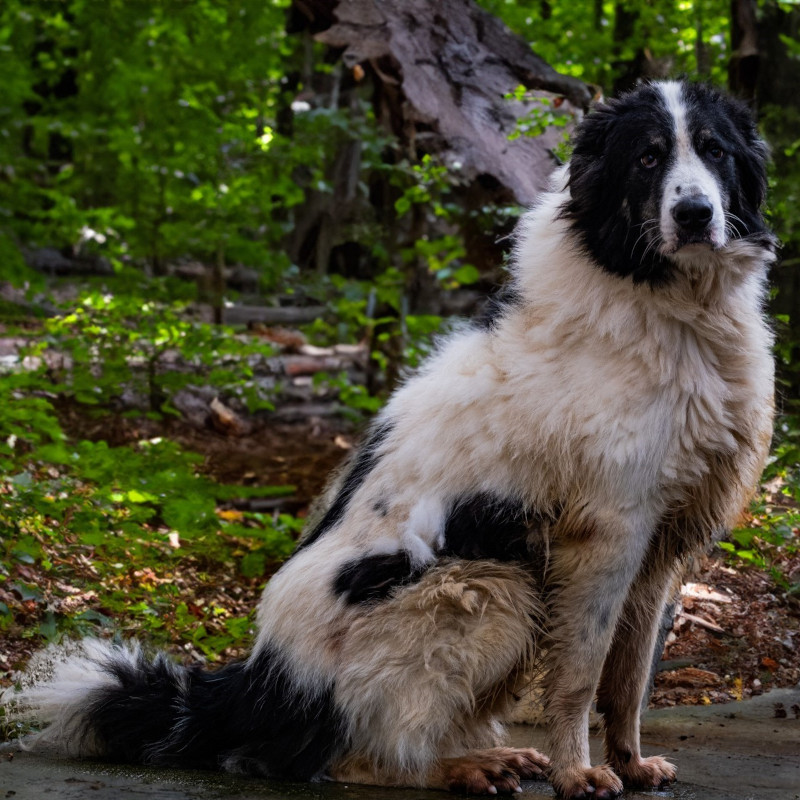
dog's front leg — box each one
[542,521,652,799]
[596,556,678,790]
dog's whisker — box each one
[630,221,661,255]
[725,211,750,237]
[639,234,663,264]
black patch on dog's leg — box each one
[296,422,392,552]
[334,551,424,604]
[441,493,534,561]
[81,644,344,780]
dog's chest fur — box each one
[373,205,773,535]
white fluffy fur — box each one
[4,639,145,756]
[255,165,773,669]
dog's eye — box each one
[640,152,658,169]
[708,145,724,160]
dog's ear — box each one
[570,102,619,158]
[566,101,621,208]
[568,102,617,168]
[732,105,769,214]
[715,94,769,232]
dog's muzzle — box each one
[672,196,714,245]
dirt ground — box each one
[652,556,800,708]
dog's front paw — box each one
[614,754,676,790]
[550,764,623,799]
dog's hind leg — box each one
[328,559,549,792]
[596,557,679,791]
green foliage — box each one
[30,284,277,414]
[760,103,800,417]
[722,416,800,593]
[478,0,731,88]
[0,372,66,457]
[504,88,572,142]
[762,106,800,254]
[0,421,298,656]
[394,155,462,220]
[0,0,296,277]
[302,270,446,396]
[312,371,384,420]
[0,235,43,291]
[0,298,299,657]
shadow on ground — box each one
[2,688,798,800]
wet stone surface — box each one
[1,688,798,800]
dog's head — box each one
[562,81,770,284]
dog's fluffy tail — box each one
[3,638,343,779]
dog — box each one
[5,80,776,799]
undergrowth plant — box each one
[28,285,278,415]
[1,395,299,657]
[724,415,800,594]
[0,292,302,659]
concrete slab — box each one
[1,688,798,800]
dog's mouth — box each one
[665,228,722,255]
[676,232,715,249]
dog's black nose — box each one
[672,196,713,230]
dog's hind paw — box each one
[439,747,550,794]
[551,764,623,799]
[614,754,676,790]
[488,747,550,780]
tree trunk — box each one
[739,1,800,405]
[212,241,225,326]
[728,0,760,101]
[312,0,591,207]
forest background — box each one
[1,0,799,713]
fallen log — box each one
[221,305,328,326]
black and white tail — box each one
[4,639,344,779]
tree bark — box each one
[728,0,760,101]
[305,0,592,207]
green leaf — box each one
[451,264,480,285]
[240,551,266,578]
[126,489,155,503]
[12,583,42,602]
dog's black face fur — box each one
[562,81,770,285]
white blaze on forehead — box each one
[659,81,692,156]
[656,81,727,253]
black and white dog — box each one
[6,81,776,799]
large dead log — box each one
[302,0,592,206]
[216,305,327,326]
